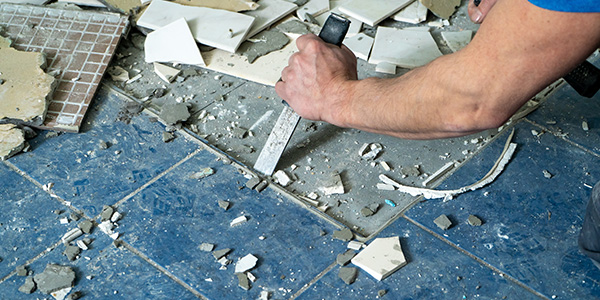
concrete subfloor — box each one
[1,2,600,299]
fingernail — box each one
[473,10,483,23]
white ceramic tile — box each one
[153,62,182,83]
[343,32,373,61]
[441,30,472,53]
[137,0,255,53]
[351,236,407,281]
[244,0,298,38]
[56,0,105,7]
[338,0,412,26]
[201,35,299,86]
[375,62,396,74]
[144,18,205,66]
[369,26,442,69]
[297,0,330,22]
[392,0,428,24]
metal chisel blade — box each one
[253,105,301,176]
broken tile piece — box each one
[338,267,358,285]
[351,236,407,281]
[172,0,259,12]
[276,19,310,35]
[144,18,205,66]
[18,276,36,294]
[137,0,255,53]
[434,214,452,230]
[420,0,460,19]
[273,170,293,186]
[0,124,25,160]
[100,205,114,222]
[441,31,473,53]
[348,241,364,250]
[320,172,344,195]
[199,243,215,252]
[336,249,356,266]
[246,177,261,189]
[332,228,353,242]
[218,200,231,210]
[0,36,55,126]
[360,207,374,217]
[339,0,412,26]
[467,215,483,226]
[235,254,258,273]
[212,248,231,260]
[61,228,83,244]
[296,0,329,22]
[230,215,248,227]
[343,33,374,61]
[16,265,28,276]
[63,245,81,261]
[245,0,299,38]
[375,62,396,74]
[190,167,215,179]
[33,264,76,294]
[78,220,93,234]
[236,272,251,290]
[369,26,442,69]
[154,62,182,83]
[392,0,428,24]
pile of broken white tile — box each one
[129,0,470,85]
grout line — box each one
[2,160,94,222]
[288,262,338,300]
[116,240,208,300]
[402,215,550,300]
[0,240,63,284]
[112,148,203,209]
[524,119,600,158]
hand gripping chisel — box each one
[254,14,350,176]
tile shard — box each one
[33,264,76,294]
[154,62,182,83]
[336,249,356,266]
[392,0,428,24]
[320,172,345,195]
[18,276,36,294]
[440,31,473,53]
[420,0,460,19]
[351,236,407,281]
[333,228,354,242]
[369,26,442,69]
[144,18,205,66]
[230,215,248,227]
[467,215,483,226]
[235,254,258,273]
[338,266,358,285]
[171,0,259,12]
[434,214,452,230]
[338,0,412,27]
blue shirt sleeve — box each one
[528,0,600,13]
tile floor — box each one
[1,30,600,300]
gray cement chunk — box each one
[100,205,114,222]
[16,265,28,276]
[245,177,260,189]
[336,250,356,266]
[333,228,354,242]
[199,243,215,252]
[360,207,374,217]
[159,103,191,125]
[64,245,81,261]
[18,276,36,294]
[162,131,175,143]
[255,180,268,192]
[378,289,387,297]
[338,267,358,285]
[467,215,483,226]
[33,264,76,294]
[218,200,230,210]
[239,30,290,64]
[434,214,452,230]
[276,19,310,35]
[212,248,231,260]
[78,220,93,234]
[236,272,251,290]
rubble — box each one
[332,228,353,242]
[234,254,258,273]
[33,264,76,295]
[18,276,36,294]
[338,267,358,285]
[351,236,407,281]
[467,215,483,226]
[434,214,452,230]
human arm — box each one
[275,0,600,139]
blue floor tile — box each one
[405,121,600,299]
[297,218,535,300]
[116,150,348,300]
[0,163,68,280]
[527,60,600,156]
[7,87,199,217]
[0,229,197,299]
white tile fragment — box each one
[110,211,122,223]
[98,221,114,234]
[247,272,257,282]
[440,31,472,53]
[351,236,407,281]
[347,241,364,250]
[376,183,396,191]
[343,33,374,61]
[144,18,205,66]
[369,26,442,69]
[61,228,83,244]
[137,0,255,53]
[273,170,293,186]
[59,218,69,224]
[582,121,589,131]
[230,215,248,227]
[154,62,181,83]
[297,0,329,21]
[76,240,88,250]
[380,161,391,171]
[392,0,428,24]
[375,62,396,74]
[339,0,413,26]
[320,173,345,195]
[245,0,298,38]
[235,254,259,273]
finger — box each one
[296,33,319,50]
[280,66,290,82]
[274,80,288,100]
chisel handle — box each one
[564,60,600,98]
[318,13,351,47]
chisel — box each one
[254,13,350,176]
